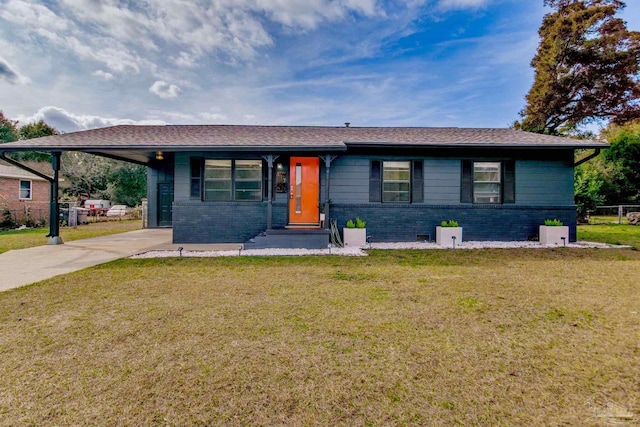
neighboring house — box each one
[0,125,607,245]
[0,164,50,224]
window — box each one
[203,159,262,201]
[473,162,501,204]
[19,180,32,200]
[382,161,411,203]
[461,160,515,204]
[370,160,423,203]
[234,160,262,201]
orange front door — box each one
[289,157,320,224]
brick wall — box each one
[172,201,288,243]
[330,203,577,242]
[0,177,50,212]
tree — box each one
[62,152,147,206]
[600,121,640,202]
[105,164,147,206]
[517,0,640,135]
[15,120,59,162]
[0,111,19,143]
[19,120,57,140]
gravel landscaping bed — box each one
[130,240,628,258]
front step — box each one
[244,228,330,249]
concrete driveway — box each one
[0,228,172,292]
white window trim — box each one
[19,179,33,200]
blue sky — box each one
[0,0,639,133]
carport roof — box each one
[1,124,607,165]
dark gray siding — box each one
[424,159,461,204]
[516,160,574,205]
[146,168,159,228]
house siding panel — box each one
[424,159,461,204]
[516,160,574,205]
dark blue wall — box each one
[173,201,287,243]
[330,203,577,242]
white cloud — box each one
[0,56,30,84]
[149,81,182,99]
[15,106,167,133]
[92,70,114,80]
[437,0,491,10]
[199,112,228,122]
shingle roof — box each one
[0,164,46,180]
[0,124,607,151]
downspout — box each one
[574,148,601,167]
[263,154,279,230]
[1,151,63,244]
[321,155,338,230]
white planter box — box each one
[539,225,569,245]
[343,228,367,247]
[436,226,463,246]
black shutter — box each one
[370,160,382,202]
[412,160,424,203]
[263,160,270,199]
[503,160,516,204]
[190,157,201,199]
[460,160,473,203]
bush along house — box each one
[0,125,606,247]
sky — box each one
[0,0,639,133]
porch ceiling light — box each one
[155,151,164,160]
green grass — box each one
[1,249,639,425]
[577,223,640,248]
[0,219,142,254]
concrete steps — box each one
[244,228,330,249]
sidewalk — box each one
[0,228,172,292]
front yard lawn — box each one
[1,249,638,425]
[0,219,142,254]
[578,223,640,248]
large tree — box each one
[0,111,19,143]
[517,0,640,135]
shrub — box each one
[345,219,355,228]
[355,217,366,228]
[440,220,459,227]
[544,219,564,226]
[0,207,17,230]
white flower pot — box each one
[436,226,463,246]
[343,228,367,247]
[539,225,569,245]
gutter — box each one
[574,149,601,167]
[0,152,53,183]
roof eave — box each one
[343,142,609,149]
[1,145,348,152]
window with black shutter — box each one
[461,160,516,204]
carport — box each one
[1,127,172,244]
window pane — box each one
[235,160,262,201]
[204,160,231,201]
[235,160,262,180]
[474,162,501,182]
[473,162,501,204]
[382,161,410,203]
[19,180,31,199]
